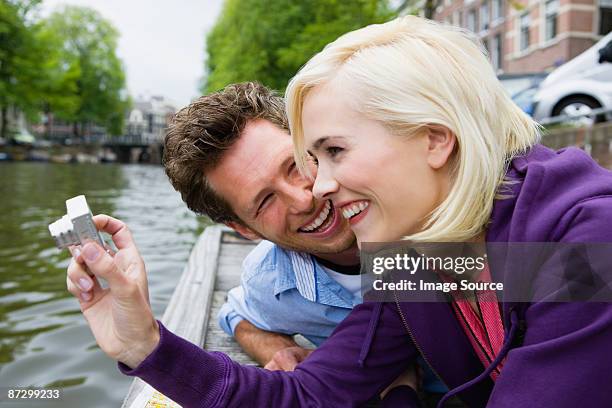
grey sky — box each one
[41,0,225,108]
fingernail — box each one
[78,278,92,291]
[80,292,92,302]
[82,244,100,262]
[73,248,81,259]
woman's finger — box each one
[92,214,136,251]
[69,245,85,264]
[66,274,80,298]
[67,257,95,292]
[80,242,134,296]
[66,274,92,302]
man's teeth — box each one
[342,202,369,219]
[301,201,332,232]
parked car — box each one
[512,84,542,116]
[532,31,612,125]
[499,73,547,96]
[499,73,548,116]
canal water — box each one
[0,162,211,407]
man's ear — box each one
[425,125,456,170]
[225,221,262,241]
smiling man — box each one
[162,82,362,368]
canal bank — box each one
[0,143,162,164]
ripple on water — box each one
[0,162,208,407]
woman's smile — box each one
[338,200,369,225]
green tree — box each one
[34,18,81,131]
[42,5,129,136]
[0,0,43,139]
[204,0,394,93]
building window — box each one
[545,0,559,41]
[600,0,612,35]
[467,9,477,32]
[520,12,530,51]
[480,2,489,30]
[492,0,503,20]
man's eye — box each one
[257,194,273,215]
[288,161,297,174]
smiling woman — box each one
[286,16,540,244]
[300,86,451,244]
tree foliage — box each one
[0,2,129,138]
[0,0,43,138]
[204,0,394,93]
[42,6,128,135]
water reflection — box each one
[0,162,210,407]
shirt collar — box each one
[273,246,356,308]
[273,249,317,301]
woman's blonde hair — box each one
[286,15,540,242]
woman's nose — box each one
[312,170,339,200]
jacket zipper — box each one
[392,291,450,391]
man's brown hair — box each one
[163,82,288,224]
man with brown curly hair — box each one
[163,82,360,370]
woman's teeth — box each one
[342,202,369,219]
[301,201,332,232]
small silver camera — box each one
[49,195,105,249]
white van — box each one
[532,31,612,125]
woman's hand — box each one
[66,214,159,369]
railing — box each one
[34,133,163,147]
[93,133,162,146]
[71,133,162,146]
[542,120,612,169]
[538,107,612,127]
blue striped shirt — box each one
[218,240,360,346]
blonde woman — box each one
[67,16,612,407]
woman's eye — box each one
[326,146,343,157]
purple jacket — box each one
[121,145,612,407]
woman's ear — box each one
[225,221,262,241]
[425,125,456,170]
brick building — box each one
[432,0,612,74]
